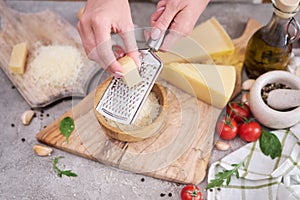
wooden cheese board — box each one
[36,19,262,184]
[37,78,218,184]
[0,0,99,108]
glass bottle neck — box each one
[262,12,292,45]
[267,13,291,29]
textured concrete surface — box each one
[0,1,293,200]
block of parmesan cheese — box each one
[156,17,235,64]
[118,56,141,87]
[9,42,28,75]
[159,63,236,108]
[157,37,213,64]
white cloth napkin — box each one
[207,123,300,200]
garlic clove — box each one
[21,110,35,125]
[33,144,53,157]
[215,141,230,151]
[242,79,255,91]
[241,92,250,104]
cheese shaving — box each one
[27,45,83,88]
[106,92,161,131]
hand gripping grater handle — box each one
[95,32,166,125]
[146,30,166,51]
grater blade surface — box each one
[95,49,163,125]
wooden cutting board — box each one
[36,19,262,184]
[37,78,218,184]
[0,0,99,108]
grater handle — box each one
[146,30,167,51]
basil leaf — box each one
[59,117,75,143]
[259,129,282,159]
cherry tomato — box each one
[226,101,251,122]
[239,121,262,142]
[216,116,238,140]
[180,185,202,200]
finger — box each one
[127,50,140,70]
[119,30,140,68]
[112,43,140,71]
[78,13,121,75]
[151,6,176,40]
[112,45,126,60]
[106,61,124,78]
[170,11,198,36]
[90,19,123,73]
[160,10,198,51]
[150,6,166,27]
[89,38,123,74]
[156,0,167,10]
[77,16,97,55]
[119,30,138,53]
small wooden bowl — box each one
[94,78,167,142]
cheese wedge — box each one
[156,37,213,64]
[118,56,141,87]
[190,17,235,57]
[160,63,236,108]
[9,42,28,75]
[156,17,235,64]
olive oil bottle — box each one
[244,0,300,79]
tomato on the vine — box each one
[181,184,202,200]
[239,121,262,142]
[226,101,251,122]
[216,116,239,140]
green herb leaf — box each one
[207,179,224,189]
[206,157,247,190]
[59,116,75,143]
[61,170,78,177]
[226,176,231,185]
[52,156,78,178]
[235,170,240,178]
[259,129,282,159]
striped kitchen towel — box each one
[207,123,300,200]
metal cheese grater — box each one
[95,34,165,125]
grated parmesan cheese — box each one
[106,92,161,131]
[27,45,83,88]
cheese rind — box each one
[118,56,141,87]
[157,17,235,64]
[9,42,28,74]
[160,63,236,108]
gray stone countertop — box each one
[1,1,296,200]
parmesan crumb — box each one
[27,45,83,88]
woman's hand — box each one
[77,0,139,77]
[150,0,210,51]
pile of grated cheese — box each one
[27,45,83,88]
[106,92,161,131]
